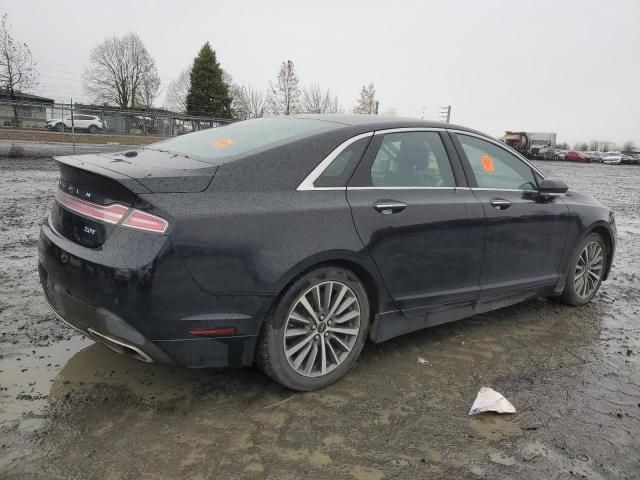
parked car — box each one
[603,153,622,165]
[589,152,606,163]
[554,149,567,160]
[38,116,616,390]
[565,151,591,162]
[621,153,639,165]
[46,115,104,134]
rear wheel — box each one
[559,233,606,306]
[257,266,369,391]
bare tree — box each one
[589,140,599,151]
[232,84,266,120]
[0,14,38,127]
[222,69,233,88]
[136,63,161,109]
[84,33,160,108]
[622,140,636,152]
[165,66,191,113]
[574,142,589,152]
[301,84,341,114]
[353,83,377,114]
[268,60,300,115]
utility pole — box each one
[70,98,76,155]
[439,105,451,123]
[374,101,379,115]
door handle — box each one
[490,198,511,210]
[374,201,407,215]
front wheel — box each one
[88,125,98,134]
[55,123,65,132]
[256,266,370,391]
[558,233,606,306]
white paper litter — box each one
[468,387,516,415]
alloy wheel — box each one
[283,281,361,378]
[574,241,604,298]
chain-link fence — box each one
[0,98,233,138]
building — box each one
[0,90,55,128]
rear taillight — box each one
[122,210,169,233]
[55,190,128,224]
[55,190,168,234]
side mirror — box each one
[538,178,568,198]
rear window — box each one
[147,117,340,163]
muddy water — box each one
[1,158,639,479]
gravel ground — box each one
[0,157,638,479]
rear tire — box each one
[558,233,606,306]
[256,266,370,391]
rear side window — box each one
[314,137,369,187]
[456,134,537,190]
[148,117,340,163]
[369,132,455,187]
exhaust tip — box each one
[87,328,153,363]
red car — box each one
[565,151,591,162]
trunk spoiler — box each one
[53,150,218,194]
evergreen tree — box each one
[186,42,231,118]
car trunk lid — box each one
[51,150,216,248]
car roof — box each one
[288,114,483,135]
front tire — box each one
[88,125,98,134]
[256,266,370,391]
[55,123,65,132]
[558,233,606,306]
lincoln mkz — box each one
[39,115,616,390]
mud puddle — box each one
[0,337,221,430]
[0,337,91,428]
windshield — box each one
[147,117,341,163]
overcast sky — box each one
[4,0,639,145]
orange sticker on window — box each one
[213,139,235,148]
[481,154,495,172]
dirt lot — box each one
[0,128,163,146]
[1,157,639,479]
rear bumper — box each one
[38,219,273,368]
[41,275,175,364]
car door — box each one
[347,129,485,321]
[450,131,570,296]
[79,115,92,129]
[70,115,84,129]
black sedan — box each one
[39,115,616,390]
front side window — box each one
[369,132,455,187]
[457,134,537,190]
